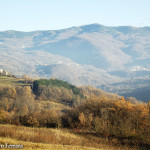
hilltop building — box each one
[0,69,9,76]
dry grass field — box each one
[0,137,103,150]
[0,124,134,150]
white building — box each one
[0,69,9,76]
[0,69,3,73]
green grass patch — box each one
[0,76,31,87]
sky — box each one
[0,0,150,31]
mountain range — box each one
[1,24,150,102]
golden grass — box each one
[0,137,103,150]
[0,76,30,87]
[39,101,71,112]
[0,124,135,150]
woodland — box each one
[0,75,150,150]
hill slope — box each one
[1,24,150,101]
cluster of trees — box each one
[0,85,64,127]
[63,97,150,146]
[0,79,84,127]
[0,78,150,148]
[0,86,35,124]
[33,79,84,106]
[33,79,83,96]
[22,74,34,84]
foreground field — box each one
[0,124,133,150]
[0,137,103,150]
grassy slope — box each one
[0,124,133,150]
[0,137,101,150]
[0,76,30,87]
[0,124,102,150]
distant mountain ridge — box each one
[1,24,150,101]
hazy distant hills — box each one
[1,24,150,101]
[28,24,150,70]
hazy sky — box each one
[0,0,150,31]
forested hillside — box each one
[0,76,150,149]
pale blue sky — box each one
[0,0,150,31]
